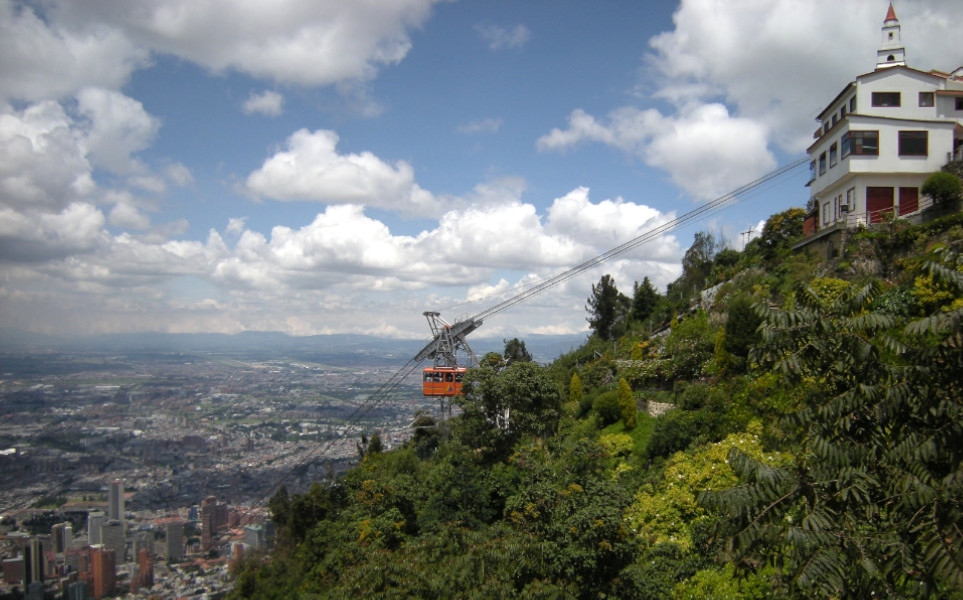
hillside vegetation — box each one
[230,208,963,600]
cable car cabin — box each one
[423,367,466,397]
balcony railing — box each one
[836,195,935,228]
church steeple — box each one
[876,3,906,69]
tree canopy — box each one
[586,274,630,340]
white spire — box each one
[876,3,906,69]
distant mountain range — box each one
[0,328,588,364]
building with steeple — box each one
[803,3,963,239]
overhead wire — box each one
[470,156,808,322]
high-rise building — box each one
[23,538,44,585]
[66,581,87,600]
[25,580,44,600]
[88,546,116,600]
[243,525,264,551]
[132,531,152,561]
[130,547,153,593]
[2,557,24,584]
[100,521,125,563]
[201,496,217,549]
[165,521,184,562]
[107,480,124,523]
[87,511,104,546]
[52,522,73,553]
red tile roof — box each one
[884,3,898,23]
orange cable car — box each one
[422,366,466,397]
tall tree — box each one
[681,230,718,278]
[631,276,660,324]
[721,294,762,373]
[618,378,636,430]
[456,361,562,460]
[586,274,630,340]
[569,372,583,406]
[502,338,533,364]
[668,231,719,306]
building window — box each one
[842,130,879,157]
[919,92,934,107]
[840,105,846,119]
[809,160,817,182]
[850,96,856,112]
[898,131,927,156]
[819,152,826,175]
[872,92,901,107]
[824,122,830,135]
[846,187,855,214]
[823,201,831,225]
[956,97,963,111]
[830,142,838,167]
[832,115,838,127]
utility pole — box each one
[741,225,755,247]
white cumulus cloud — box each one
[0,0,148,104]
[244,128,443,217]
[0,101,94,211]
[75,87,160,175]
[54,0,445,86]
[538,105,776,201]
[243,90,284,117]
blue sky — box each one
[1,0,961,339]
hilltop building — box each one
[803,3,963,241]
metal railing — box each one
[836,195,935,227]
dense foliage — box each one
[231,211,963,600]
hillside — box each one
[229,208,963,600]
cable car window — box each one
[445,373,453,382]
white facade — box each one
[807,6,963,229]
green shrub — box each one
[921,171,963,205]
[593,390,622,426]
[618,378,637,430]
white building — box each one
[806,4,963,231]
[87,511,105,546]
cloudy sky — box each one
[1,0,961,340]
